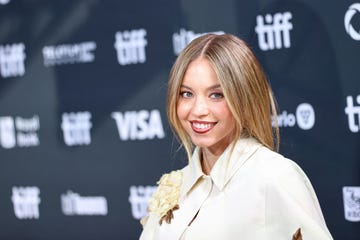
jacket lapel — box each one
[157,175,213,239]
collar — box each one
[181,138,262,195]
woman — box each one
[140,34,333,239]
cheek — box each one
[216,103,236,127]
[215,102,232,117]
[176,101,190,120]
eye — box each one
[210,92,224,99]
[180,91,193,98]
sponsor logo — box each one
[114,28,147,65]
[344,3,360,41]
[0,43,26,78]
[343,186,360,222]
[61,190,108,216]
[172,29,225,55]
[255,12,293,51]
[11,186,41,219]
[61,111,92,146]
[0,115,40,149]
[273,103,315,130]
[42,41,96,66]
[345,95,360,132]
[128,185,157,219]
[111,109,165,141]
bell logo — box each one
[344,3,360,41]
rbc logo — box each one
[0,115,40,149]
[342,186,360,222]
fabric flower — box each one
[147,170,183,225]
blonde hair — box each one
[167,34,279,159]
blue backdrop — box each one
[0,0,359,239]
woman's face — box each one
[177,58,236,154]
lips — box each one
[190,120,217,134]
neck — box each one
[201,147,222,175]
[199,136,235,175]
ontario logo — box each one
[272,103,315,130]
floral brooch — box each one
[148,170,183,225]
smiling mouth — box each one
[191,121,217,134]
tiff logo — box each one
[172,29,224,55]
[61,111,92,146]
[128,185,157,219]
[0,43,26,78]
[114,29,147,65]
[11,186,41,219]
[255,12,293,51]
[345,95,360,133]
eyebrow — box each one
[180,84,222,91]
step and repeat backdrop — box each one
[0,0,359,239]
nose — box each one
[191,96,210,117]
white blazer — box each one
[140,138,333,240]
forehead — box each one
[182,58,220,87]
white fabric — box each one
[140,138,333,240]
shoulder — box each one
[251,146,328,223]
[246,146,321,210]
[251,146,307,183]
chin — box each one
[190,139,216,148]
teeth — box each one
[193,122,212,129]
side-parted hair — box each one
[167,33,279,160]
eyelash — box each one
[179,91,224,99]
[210,92,224,99]
[180,91,193,98]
